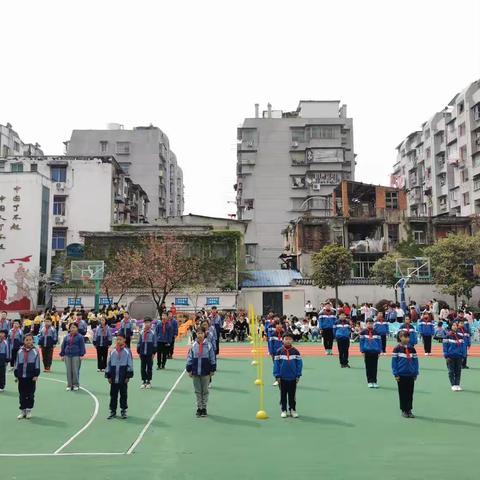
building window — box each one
[474,154,480,168]
[116,142,130,154]
[119,162,130,174]
[463,192,470,206]
[474,175,480,191]
[13,141,20,152]
[244,198,254,210]
[51,166,67,182]
[459,145,467,162]
[245,244,257,264]
[474,104,480,121]
[424,128,431,140]
[290,151,305,165]
[0,161,5,172]
[1,145,9,157]
[10,163,24,172]
[385,191,399,209]
[461,168,469,182]
[30,163,38,172]
[426,147,431,159]
[458,101,465,114]
[291,175,306,189]
[52,229,67,250]
[308,125,338,140]
[459,123,466,137]
[413,230,426,245]
[241,128,257,144]
[100,141,108,153]
[53,196,66,216]
[211,243,230,259]
[450,189,458,201]
[291,128,305,143]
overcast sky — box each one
[1,0,480,218]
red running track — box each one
[51,343,480,360]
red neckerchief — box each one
[45,326,50,336]
[144,327,150,342]
[102,325,107,336]
[69,333,75,346]
[405,346,411,360]
[116,345,123,357]
[452,331,460,345]
[368,327,373,340]
[283,345,291,360]
[276,327,282,340]
[406,324,411,332]
[199,340,204,356]
[23,347,30,364]
[162,322,166,335]
[12,327,18,338]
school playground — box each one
[2,342,480,480]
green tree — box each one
[311,244,353,307]
[424,234,480,309]
[370,253,399,288]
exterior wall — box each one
[0,173,52,311]
[237,101,355,270]
[0,123,43,158]
[66,126,184,221]
[238,288,305,317]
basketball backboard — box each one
[71,260,105,282]
[395,257,431,281]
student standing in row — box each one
[0,331,10,392]
[8,320,23,370]
[168,311,178,359]
[374,311,389,355]
[14,334,40,419]
[457,317,471,369]
[418,312,435,356]
[334,313,351,368]
[443,321,465,391]
[319,305,336,355]
[0,311,10,335]
[119,311,134,349]
[186,327,216,417]
[398,316,418,348]
[93,316,112,372]
[37,316,58,372]
[137,317,157,389]
[156,313,173,370]
[268,321,283,386]
[210,307,223,356]
[392,331,419,418]
[274,332,303,418]
[360,318,382,388]
[60,323,86,391]
[73,313,88,337]
[106,333,134,420]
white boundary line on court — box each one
[1,368,186,457]
[126,369,187,455]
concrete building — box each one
[66,124,184,222]
[0,155,149,311]
[236,101,355,270]
[392,79,480,223]
[0,123,43,158]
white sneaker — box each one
[273,380,279,386]
[140,383,146,389]
[97,369,101,372]
[280,411,287,418]
[17,412,26,420]
[290,410,299,418]
[25,410,32,419]
[73,386,79,391]
[0,388,4,392]
[451,386,457,391]
[456,385,463,391]
[146,383,152,389]
[66,387,71,391]
[373,383,379,388]
[368,383,374,388]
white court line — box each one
[0,452,124,457]
[126,369,186,455]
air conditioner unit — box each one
[312,183,321,191]
[55,216,65,225]
[292,141,299,148]
[247,141,254,148]
[56,182,65,191]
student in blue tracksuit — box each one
[186,327,216,417]
[334,313,352,368]
[373,311,390,355]
[60,323,86,391]
[392,331,419,418]
[156,313,174,370]
[210,307,223,355]
[14,334,40,419]
[106,333,134,419]
[0,330,10,391]
[119,312,134,349]
[268,322,284,386]
[137,317,157,388]
[443,321,465,391]
[319,305,336,355]
[37,316,58,372]
[398,315,418,348]
[457,318,471,369]
[418,312,435,356]
[360,318,382,388]
[73,314,88,337]
[0,311,11,335]
[8,320,23,369]
[93,316,113,372]
[274,333,303,418]
[385,304,397,323]
[168,312,179,359]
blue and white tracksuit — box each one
[186,340,217,376]
[398,324,418,347]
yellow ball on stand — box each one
[256,410,269,420]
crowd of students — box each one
[0,297,477,422]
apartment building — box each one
[392,79,480,241]
[236,101,355,270]
[0,123,43,158]
[66,124,184,222]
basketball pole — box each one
[94,279,100,312]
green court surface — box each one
[1,353,480,480]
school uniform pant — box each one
[279,379,297,412]
[157,342,170,368]
[336,337,350,366]
[65,356,81,388]
[322,328,334,350]
[140,355,153,382]
[364,352,379,383]
[40,346,54,370]
[193,375,210,409]
[214,324,221,355]
[381,335,387,353]
[18,377,36,410]
[422,335,432,354]
[109,382,128,412]
[125,336,132,349]
[10,347,19,368]
[0,362,6,389]
[169,339,176,358]
[446,357,462,386]
[96,346,109,370]
[397,376,415,412]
